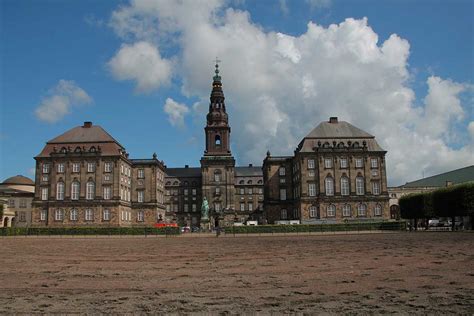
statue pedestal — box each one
[200,218,210,232]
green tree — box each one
[433,182,474,230]
[400,193,426,231]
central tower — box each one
[200,62,236,223]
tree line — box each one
[399,182,474,230]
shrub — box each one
[0,226,180,236]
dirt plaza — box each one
[0,232,472,314]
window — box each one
[258,188,263,194]
[343,204,351,217]
[184,204,189,212]
[308,159,315,169]
[103,186,111,200]
[87,162,95,173]
[103,209,110,221]
[137,191,144,203]
[308,170,315,177]
[355,158,363,168]
[324,158,332,169]
[281,209,287,220]
[248,203,253,211]
[325,177,334,196]
[57,163,64,173]
[371,158,378,168]
[138,169,144,179]
[184,189,188,196]
[86,181,95,200]
[192,189,197,196]
[356,177,364,195]
[357,204,367,217]
[72,163,80,173]
[55,209,64,221]
[85,209,94,221]
[104,162,112,172]
[41,187,49,201]
[240,188,245,195]
[71,181,80,200]
[215,187,221,195]
[371,169,379,176]
[279,178,286,184]
[240,203,245,211]
[121,165,124,174]
[341,177,350,196]
[137,210,144,222]
[70,209,78,221]
[309,206,317,218]
[280,189,287,201]
[40,209,47,221]
[8,199,15,208]
[19,199,27,208]
[372,182,380,195]
[308,183,316,197]
[19,212,26,222]
[327,204,336,217]
[192,204,196,212]
[279,167,286,176]
[42,163,50,174]
[215,135,221,146]
[166,204,170,212]
[42,175,49,182]
[56,182,65,200]
[248,188,253,195]
[104,174,111,181]
[214,170,221,182]
[214,203,221,212]
[340,158,348,168]
[374,204,382,216]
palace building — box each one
[30,64,389,228]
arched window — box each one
[165,181,171,186]
[214,170,221,182]
[356,176,365,195]
[173,181,179,186]
[327,204,336,217]
[309,206,318,218]
[56,182,65,200]
[340,176,349,196]
[70,209,78,221]
[357,204,367,217]
[374,204,382,216]
[86,181,95,200]
[55,209,64,221]
[342,204,351,217]
[184,181,189,186]
[281,209,287,220]
[71,181,80,200]
[257,180,263,185]
[247,180,253,185]
[325,176,334,196]
[239,180,244,185]
[215,135,221,146]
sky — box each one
[0,0,473,186]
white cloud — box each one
[305,0,331,9]
[163,98,190,128]
[468,121,474,139]
[109,1,474,185]
[35,80,92,123]
[108,41,172,93]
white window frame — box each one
[103,186,111,200]
[70,209,78,221]
[137,210,144,222]
[42,163,50,174]
[356,177,365,195]
[248,188,253,195]
[192,204,196,212]
[240,203,245,211]
[340,158,348,169]
[355,158,363,168]
[371,158,378,168]
[280,188,287,201]
[71,181,80,200]
[41,187,48,201]
[248,203,253,211]
[55,209,64,221]
[72,162,80,173]
[341,177,350,196]
[137,191,144,203]
[86,181,95,200]
[374,204,382,216]
[56,182,65,200]
[214,172,221,182]
[85,209,94,221]
[307,159,315,170]
[138,169,144,179]
[57,163,64,173]
[279,167,286,176]
[343,204,351,217]
[372,181,380,195]
[184,204,189,212]
[192,189,197,196]
[327,204,336,217]
[308,183,316,197]
[324,158,332,169]
[325,177,334,196]
[40,209,47,221]
[357,204,367,217]
[309,206,317,218]
[103,209,110,221]
[104,162,112,172]
[87,162,95,173]
[19,199,27,208]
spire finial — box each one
[213,57,222,81]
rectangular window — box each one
[372,182,380,195]
[258,188,263,194]
[19,199,27,208]
[104,162,112,172]
[138,191,144,203]
[42,175,49,182]
[56,183,64,200]
[55,209,63,221]
[248,188,253,195]
[192,204,196,212]
[214,173,221,182]
[356,178,365,195]
[279,167,286,176]
[308,170,315,177]
[138,169,144,179]
[40,209,47,221]
[192,189,196,196]
[8,199,15,208]
[240,203,245,211]
[104,174,111,181]
[309,207,317,218]
[215,187,221,195]
[371,158,378,168]
[340,158,348,168]
[173,204,178,212]
[371,169,379,177]
[103,186,111,200]
[72,163,80,173]
[166,204,170,212]
[137,211,144,222]
[214,203,221,212]
[71,183,79,200]
[281,209,287,220]
[280,189,287,201]
[355,158,363,168]
[103,209,110,221]
[121,165,124,174]
[184,189,188,196]
[307,159,315,169]
[308,183,316,197]
[279,178,286,184]
[70,209,78,221]
[41,187,48,201]
[240,188,245,195]
[184,204,189,212]
[343,205,351,217]
[19,212,26,222]
[87,162,95,173]
[248,203,253,211]
[42,163,50,174]
[324,158,332,169]
[85,209,93,221]
[57,163,65,173]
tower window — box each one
[215,135,221,147]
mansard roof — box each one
[47,122,124,147]
[235,166,263,177]
[305,118,373,139]
[165,167,202,178]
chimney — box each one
[329,117,338,123]
[83,121,92,128]
[185,165,189,168]
[249,163,253,167]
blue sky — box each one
[1,0,473,185]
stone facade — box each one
[0,175,35,227]
[263,117,390,223]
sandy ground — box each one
[0,232,473,314]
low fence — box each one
[0,226,180,237]
[225,221,407,235]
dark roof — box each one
[401,165,474,188]
[165,167,202,178]
[1,175,34,186]
[305,120,373,139]
[235,166,263,177]
[47,123,124,148]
